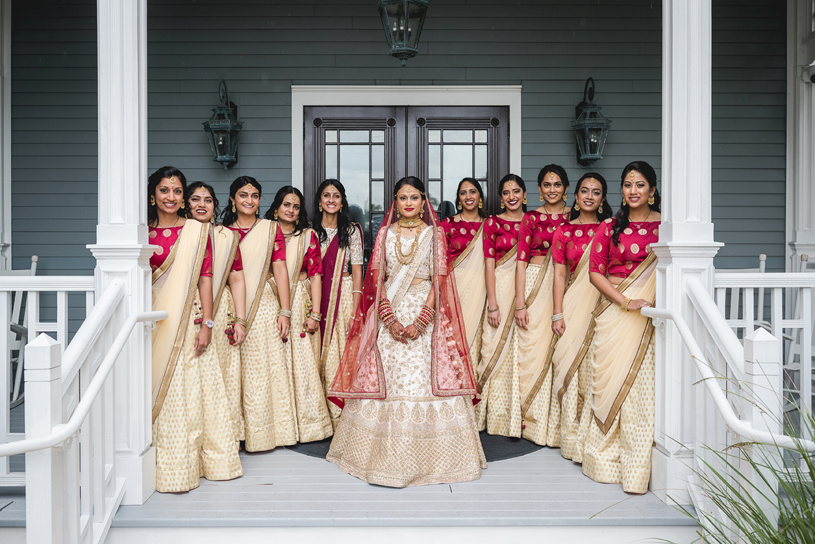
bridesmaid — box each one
[512,165,571,445]
[477,174,526,436]
[221,177,295,452]
[186,181,248,445]
[148,167,241,492]
[546,173,611,458]
[583,161,660,494]
[311,179,363,428]
[440,178,487,380]
[266,187,333,443]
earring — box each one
[232,203,236,213]
[599,202,603,214]
[181,200,185,209]
[478,200,483,209]
[539,194,543,202]
[622,197,627,206]
[319,203,323,212]
[210,216,215,224]
[274,211,278,220]
[339,204,342,211]
[457,202,462,210]
[574,202,580,211]
[500,201,505,209]
[562,194,567,203]
[648,194,655,205]
[522,197,527,205]
[150,195,155,206]
[255,208,259,216]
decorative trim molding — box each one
[0,0,11,269]
[290,85,523,191]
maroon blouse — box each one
[226,224,287,263]
[441,215,484,264]
[149,225,212,277]
[589,219,660,278]
[517,210,571,262]
[551,223,601,274]
[285,231,323,277]
[483,216,522,261]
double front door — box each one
[303,106,509,262]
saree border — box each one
[592,252,657,319]
[451,220,485,269]
[518,253,555,414]
[320,239,348,367]
[150,231,182,284]
[212,226,240,316]
[244,221,276,331]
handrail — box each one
[0,276,95,290]
[687,276,745,381]
[0,310,167,458]
[714,272,815,288]
[642,305,815,453]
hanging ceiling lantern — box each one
[377,0,430,67]
[203,80,243,170]
[572,78,611,166]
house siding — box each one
[10,0,787,275]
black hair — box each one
[185,181,221,222]
[454,177,488,219]
[611,161,661,245]
[537,164,570,190]
[498,173,527,213]
[393,176,427,199]
[569,173,613,222]
[147,166,188,226]
[220,176,262,226]
[266,186,309,235]
[312,179,353,249]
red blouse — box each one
[589,219,660,278]
[149,225,213,277]
[552,222,601,274]
[226,224,287,263]
[483,216,522,261]
[441,215,484,263]
[517,210,570,262]
[231,247,243,272]
[285,231,323,277]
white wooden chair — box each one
[1,255,38,408]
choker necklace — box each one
[236,217,258,231]
[398,217,421,229]
[157,216,181,229]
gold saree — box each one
[284,229,333,443]
[151,220,242,492]
[581,254,657,494]
[239,219,298,452]
[451,223,487,380]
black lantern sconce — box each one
[378,0,430,66]
[203,80,243,170]
[572,78,611,166]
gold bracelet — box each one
[487,307,499,314]
[514,304,527,312]
[621,297,632,312]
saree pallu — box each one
[451,224,486,384]
[285,230,333,443]
[515,256,557,446]
[476,248,521,437]
[547,249,600,458]
[151,221,241,492]
[240,220,298,452]
[581,254,657,494]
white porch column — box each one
[87,0,154,505]
[651,0,721,506]
[787,0,815,269]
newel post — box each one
[742,328,782,528]
[24,334,65,544]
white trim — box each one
[0,0,11,270]
[290,85,523,191]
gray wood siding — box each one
[10,0,788,274]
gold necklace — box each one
[395,224,422,265]
[397,216,421,229]
[236,217,258,232]
[157,215,180,229]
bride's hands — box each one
[389,321,408,343]
[403,324,420,341]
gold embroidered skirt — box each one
[240,282,298,452]
[327,282,486,487]
[153,291,243,493]
[559,340,594,462]
[289,280,333,443]
[213,287,244,442]
[322,275,354,427]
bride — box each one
[327,176,486,487]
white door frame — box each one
[290,85,522,192]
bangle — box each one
[235,317,247,327]
[514,304,527,312]
[352,290,362,294]
[620,298,631,312]
[307,312,322,322]
[487,307,499,314]
[551,313,564,322]
[279,309,292,318]
[379,298,398,327]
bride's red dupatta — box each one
[327,201,478,408]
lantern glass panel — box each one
[574,128,588,157]
[588,127,604,155]
[406,2,428,49]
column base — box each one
[117,447,156,505]
[651,446,693,506]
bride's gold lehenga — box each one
[327,205,485,488]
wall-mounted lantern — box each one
[572,78,611,166]
[378,0,430,67]
[203,80,243,170]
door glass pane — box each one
[474,145,487,179]
[443,130,472,143]
[429,130,441,143]
[428,145,441,179]
[372,130,385,143]
[325,130,338,143]
[325,145,337,179]
[442,145,473,206]
[372,145,385,180]
[371,181,385,213]
[475,130,487,143]
[340,130,369,143]
[340,145,372,248]
[428,181,442,213]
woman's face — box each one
[622,170,654,211]
[539,171,565,206]
[277,193,301,227]
[231,184,260,218]
[458,181,481,213]
[501,180,525,212]
[396,184,423,220]
[320,184,343,216]
[154,176,184,216]
[188,187,215,223]
[576,178,603,214]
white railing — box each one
[0,278,166,544]
[0,276,95,486]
